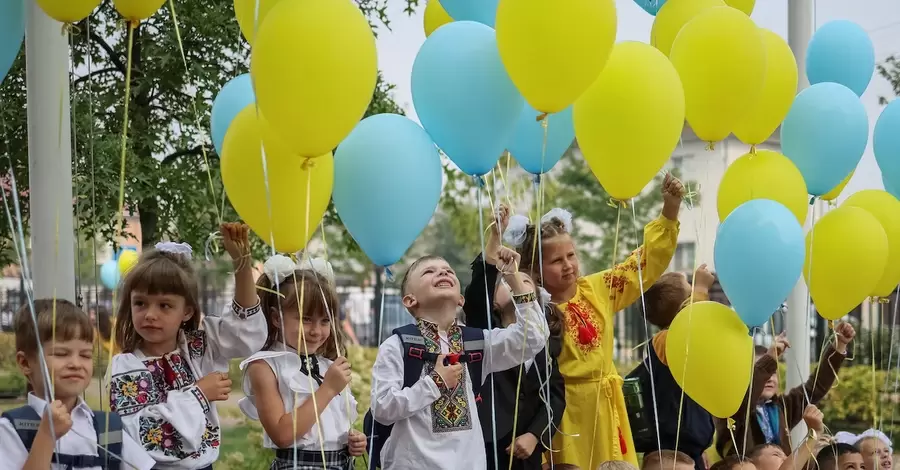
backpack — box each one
[363,324,486,470]
[1,405,124,469]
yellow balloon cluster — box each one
[118,250,139,276]
[804,206,888,320]
[666,301,752,418]
[651,0,724,57]
[725,0,755,15]
[221,107,333,254]
[251,0,377,158]
[114,0,166,22]
[574,42,685,200]
[424,0,453,37]
[234,0,287,44]
[35,0,102,23]
[842,190,900,298]
[495,0,616,113]
[718,150,808,224]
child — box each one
[506,173,685,469]
[463,205,566,470]
[716,323,855,457]
[0,299,155,470]
[750,405,825,470]
[815,444,865,470]
[712,456,757,470]
[627,264,716,470]
[854,430,893,470]
[238,255,366,469]
[108,223,267,469]
[642,450,696,470]
[370,253,549,470]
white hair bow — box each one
[155,242,193,259]
[856,429,893,450]
[502,208,574,247]
[263,254,334,284]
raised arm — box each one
[463,254,499,330]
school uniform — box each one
[0,393,156,470]
[238,342,358,470]
[462,255,566,470]
[107,300,267,469]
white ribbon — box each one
[155,241,193,259]
[263,254,334,284]
[502,208,574,247]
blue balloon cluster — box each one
[633,0,667,15]
[714,199,805,328]
[506,104,574,175]
[100,260,120,290]
[875,100,900,196]
[0,0,24,85]
[440,0,499,27]
[211,74,255,155]
[806,20,875,97]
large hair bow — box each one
[502,208,574,247]
[262,255,335,284]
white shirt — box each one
[0,394,155,470]
[238,343,358,450]
[370,300,548,470]
[107,300,267,469]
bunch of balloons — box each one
[36,0,165,25]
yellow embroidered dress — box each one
[548,216,678,469]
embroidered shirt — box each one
[108,300,266,469]
[0,394,156,470]
[370,300,549,470]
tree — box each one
[877,55,900,104]
[0,0,418,268]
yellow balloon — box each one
[651,0,724,57]
[666,301,753,418]
[114,0,165,22]
[718,150,808,224]
[842,190,900,298]
[821,171,853,201]
[732,30,798,145]
[234,0,286,45]
[574,42,685,200]
[424,0,453,37]
[251,0,377,158]
[725,0,755,15]
[35,0,101,23]
[495,0,616,113]
[804,206,888,320]
[670,6,766,143]
[118,250,139,276]
[221,107,333,254]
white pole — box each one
[786,0,814,447]
[25,0,76,302]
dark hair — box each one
[749,443,784,460]
[816,443,861,470]
[15,299,93,357]
[257,268,344,359]
[517,217,570,282]
[114,249,201,353]
[642,450,696,470]
[644,272,690,328]
[93,306,112,342]
[401,255,446,296]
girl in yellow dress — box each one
[506,173,685,469]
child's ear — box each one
[270,309,283,329]
[16,351,32,378]
[402,294,417,310]
[457,294,465,308]
[183,306,195,323]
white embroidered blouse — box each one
[370,300,549,470]
[107,300,266,469]
[238,343,359,451]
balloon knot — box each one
[606,198,628,209]
[128,19,140,29]
[727,418,736,431]
[809,195,817,205]
[61,23,82,35]
[879,297,891,304]
[532,173,542,186]
[473,175,486,188]
[705,142,716,151]
[749,144,757,155]
[827,320,835,330]
[301,157,316,170]
[535,112,548,123]
[384,267,394,282]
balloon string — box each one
[476,183,502,470]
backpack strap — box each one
[460,327,485,400]
[1,406,42,451]
[392,324,438,389]
[92,411,124,469]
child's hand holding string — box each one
[486,204,511,263]
[768,332,791,359]
[348,429,367,457]
[802,404,825,435]
[661,172,686,221]
[221,222,251,271]
[834,322,856,354]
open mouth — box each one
[435,279,453,288]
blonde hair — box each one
[643,451,696,470]
[600,462,638,470]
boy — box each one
[627,264,716,470]
[642,450,697,470]
[750,405,825,470]
[716,323,855,457]
[815,444,865,470]
[370,251,549,470]
[0,299,154,470]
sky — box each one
[374,0,900,200]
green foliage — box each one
[877,55,900,105]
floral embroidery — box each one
[110,370,161,416]
[602,247,647,298]
[184,330,207,359]
[144,352,196,393]
[564,300,603,354]
[416,319,472,433]
[139,416,220,459]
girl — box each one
[108,223,266,469]
[505,173,684,469]
[238,254,366,470]
[463,204,566,470]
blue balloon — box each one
[100,260,121,290]
[806,20,875,97]
[633,0,667,15]
[0,0,24,85]
[781,82,868,196]
[333,114,442,266]
[874,100,900,191]
[885,176,900,200]
[440,0,498,27]
[412,21,524,176]
[507,104,574,174]
[714,199,805,328]
[211,74,255,155]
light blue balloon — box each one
[781,82,868,196]
[507,104,574,174]
[412,21,524,176]
[211,74,255,155]
[806,20,875,97]
[440,0,498,27]
[0,0,24,85]
[714,199,805,328]
[633,0,667,15]
[333,114,442,267]
[100,260,120,290]
[874,100,900,191]
[884,177,900,200]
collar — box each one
[27,392,93,417]
[416,317,458,334]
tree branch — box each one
[73,67,119,86]
[162,145,216,165]
[90,31,127,74]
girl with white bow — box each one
[238,254,366,470]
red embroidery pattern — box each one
[564,300,603,353]
[602,247,647,299]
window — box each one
[673,242,696,272]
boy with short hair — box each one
[0,299,154,470]
[642,450,697,470]
[815,444,865,470]
[369,252,548,470]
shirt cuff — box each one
[188,385,210,414]
[232,298,261,320]
[655,215,681,230]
